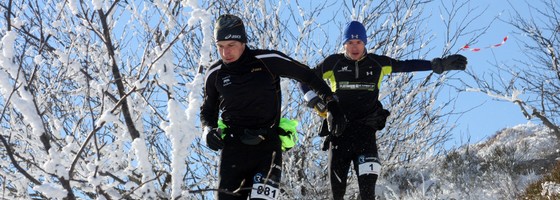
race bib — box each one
[358,161,381,176]
[251,183,280,200]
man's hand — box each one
[205,128,224,151]
[307,96,327,118]
[432,54,468,74]
[303,90,327,118]
[325,96,347,137]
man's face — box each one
[216,40,246,63]
[344,39,365,60]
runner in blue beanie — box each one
[300,20,467,200]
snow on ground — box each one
[374,122,560,200]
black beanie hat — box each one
[214,14,248,43]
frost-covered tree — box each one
[0,0,479,199]
[0,0,211,199]
[463,0,560,140]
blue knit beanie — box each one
[343,21,367,45]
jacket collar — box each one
[222,46,252,69]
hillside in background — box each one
[365,123,560,200]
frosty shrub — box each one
[438,147,484,193]
[522,161,560,199]
[481,145,517,174]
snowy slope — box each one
[374,122,560,200]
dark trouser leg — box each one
[353,125,380,200]
[218,148,251,200]
[352,154,380,200]
[249,149,282,200]
[354,170,378,200]
[329,140,352,200]
[217,128,283,200]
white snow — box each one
[67,0,79,15]
[33,183,68,199]
[153,45,177,87]
[162,99,190,198]
[96,109,118,127]
[541,181,560,196]
[0,31,45,138]
[1,31,16,58]
[43,148,69,180]
[92,0,103,10]
[131,138,157,199]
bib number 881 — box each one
[251,183,279,200]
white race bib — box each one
[251,183,279,200]
[358,161,381,176]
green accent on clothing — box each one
[278,118,299,151]
[379,66,392,89]
[217,118,299,151]
[322,70,337,92]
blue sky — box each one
[434,0,536,146]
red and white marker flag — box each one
[460,36,508,52]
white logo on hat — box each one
[225,34,242,39]
[351,34,360,39]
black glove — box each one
[206,128,224,151]
[321,135,331,151]
[368,108,390,130]
[432,54,467,74]
[326,96,347,137]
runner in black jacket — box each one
[200,14,346,200]
[301,21,467,200]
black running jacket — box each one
[201,47,333,129]
[302,53,434,120]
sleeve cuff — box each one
[303,90,318,102]
[202,126,212,143]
